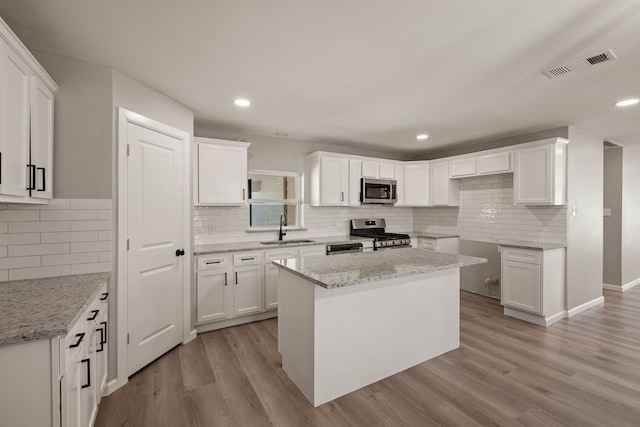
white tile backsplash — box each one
[414,175,567,244]
[0,199,112,281]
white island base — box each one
[278,267,460,407]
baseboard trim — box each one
[603,283,623,292]
[196,310,278,334]
[104,378,122,396]
[566,296,605,318]
[184,328,197,344]
[503,307,564,327]
[622,277,640,291]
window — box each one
[248,170,302,228]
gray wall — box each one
[603,147,622,286]
[621,146,640,285]
[34,52,113,198]
[566,127,603,309]
[459,240,501,299]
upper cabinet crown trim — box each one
[0,17,57,91]
[193,136,251,148]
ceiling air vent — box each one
[543,49,617,79]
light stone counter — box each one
[273,248,486,289]
[414,232,461,239]
[0,272,110,346]
[498,240,566,250]
[195,235,373,255]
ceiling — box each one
[1,0,639,155]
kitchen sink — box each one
[260,239,315,245]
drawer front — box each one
[197,254,232,271]
[419,238,436,250]
[264,248,298,262]
[501,247,541,264]
[233,252,263,266]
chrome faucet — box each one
[279,213,287,241]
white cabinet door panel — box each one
[197,143,247,205]
[403,164,429,206]
[233,265,262,316]
[450,157,477,178]
[477,151,510,175]
[379,162,395,179]
[348,159,362,206]
[197,270,231,322]
[502,261,541,314]
[29,78,54,200]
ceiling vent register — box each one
[543,49,617,79]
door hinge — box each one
[127,333,130,345]
[126,144,130,156]
[127,238,129,250]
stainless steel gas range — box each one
[350,218,411,250]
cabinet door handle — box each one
[69,333,85,348]
[100,292,109,301]
[87,310,99,321]
[37,167,45,191]
[235,272,238,284]
[100,321,108,344]
[26,164,36,190]
[81,358,91,389]
[224,272,228,286]
[242,189,246,200]
[96,327,105,352]
[341,192,344,202]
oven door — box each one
[361,178,397,204]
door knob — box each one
[175,249,185,256]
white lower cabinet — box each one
[197,245,328,328]
[0,284,108,427]
[501,246,565,327]
[418,236,459,254]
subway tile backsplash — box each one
[0,199,112,282]
[195,174,567,246]
[414,175,567,244]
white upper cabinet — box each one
[429,161,459,206]
[379,162,395,179]
[308,152,350,206]
[450,157,477,178]
[513,138,567,205]
[394,164,405,206]
[477,151,511,175]
[402,162,430,206]
[0,18,57,204]
[348,159,362,206]
[29,78,54,201]
[361,160,379,178]
[194,137,250,206]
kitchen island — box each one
[273,248,486,407]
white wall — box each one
[566,127,603,309]
[603,147,622,286]
[33,53,113,198]
[621,146,640,286]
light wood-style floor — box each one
[96,288,640,426]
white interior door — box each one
[127,121,185,376]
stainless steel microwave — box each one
[361,178,397,204]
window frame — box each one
[247,169,303,230]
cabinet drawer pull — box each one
[87,310,99,321]
[240,257,255,261]
[69,333,85,348]
[81,358,91,389]
[37,167,46,191]
[100,292,109,301]
[206,260,221,265]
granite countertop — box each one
[195,235,374,255]
[0,272,110,347]
[415,232,461,239]
[498,240,567,250]
[273,248,486,289]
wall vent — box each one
[543,49,617,79]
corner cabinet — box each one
[194,137,251,206]
[513,138,568,205]
[0,17,57,204]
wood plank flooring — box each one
[95,288,640,426]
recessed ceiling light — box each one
[416,134,429,141]
[275,132,289,137]
[615,98,639,107]
[234,98,251,107]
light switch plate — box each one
[603,208,612,216]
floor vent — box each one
[543,49,617,79]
